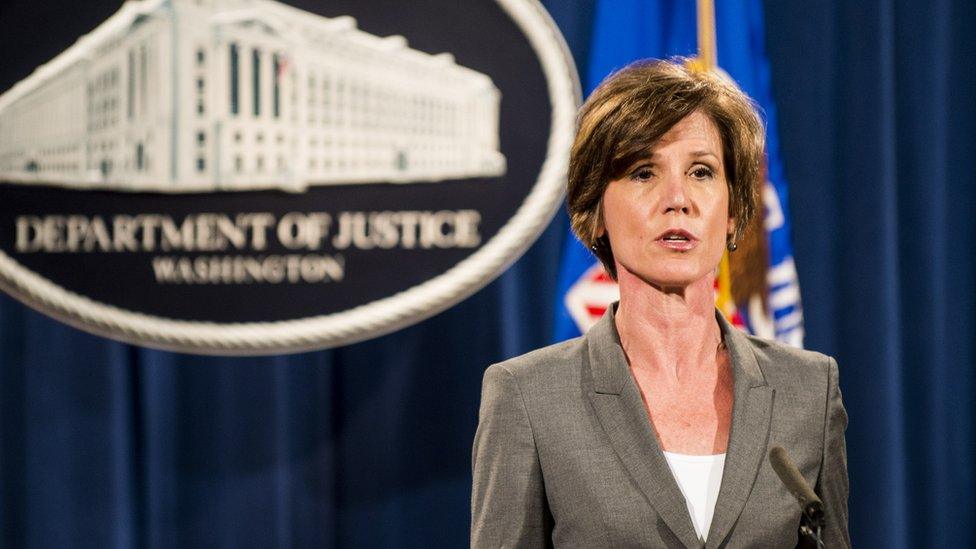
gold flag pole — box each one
[691,0,738,320]
[696,0,717,68]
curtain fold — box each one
[766,0,976,545]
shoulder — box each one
[483,336,588,393]
[739,332,839,396]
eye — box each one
[629,166,654,182]
[690,164,715,180]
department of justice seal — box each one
[0,0,579,354]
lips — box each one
[655,228,699,251]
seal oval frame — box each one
[0,0,581,355]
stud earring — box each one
[727,240,737,252]
[591,235,607,252]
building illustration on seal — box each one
[0,0,506,192]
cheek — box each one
[600,187,641,238]
[705,196,732,246]
[714,190,732,230]
[610,205,653,246]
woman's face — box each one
[599,110,733,289]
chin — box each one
[649,274,705,289]
[621,264,712,290]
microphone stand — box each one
[769,445,826,548]
[798,520,824,548]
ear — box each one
[726,216,736,239]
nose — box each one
[662,172,691,215]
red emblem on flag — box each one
[564,263,620,332]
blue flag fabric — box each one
[553,0,805,346]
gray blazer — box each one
[471,306,850,548]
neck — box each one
[614,269,723,381]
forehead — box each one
[653,111,723,151]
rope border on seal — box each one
[0,0,582,355]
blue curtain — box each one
[0,216,568,548]
[1,1,975,547]
[763,1,976,546]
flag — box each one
[553,0,805,347]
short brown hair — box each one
[568,58,765,278]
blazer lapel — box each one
[585,308,703,548]
[705,313,774,548]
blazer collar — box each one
[706,310,773,548]
[586,304,766,393]
[585,304,773,548]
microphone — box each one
[769,446,825,546]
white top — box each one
[662,451,726,542]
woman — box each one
[471,59,849,548]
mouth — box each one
[655,229,698,251]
